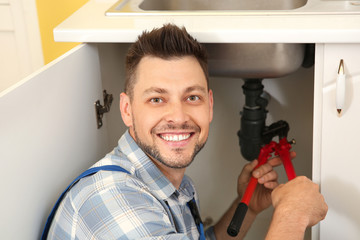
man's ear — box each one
[120,92,133,127]
[208,89,214,123]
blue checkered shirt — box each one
[47,131,216,239]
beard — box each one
[133,122,206,169]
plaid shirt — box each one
[48,131,215,239]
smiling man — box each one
[46,24,327,240]
[120,55,213,189]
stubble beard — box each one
[133,122,206,169]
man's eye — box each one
[150,98,163,103]
[187,95,200,102]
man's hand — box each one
[214,152,298,240]
[271,176,328,227]
[237,152,297,215]
[265,176,328,240]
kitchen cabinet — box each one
[313,44,360,240]
[0,44,117,239]
[0,42,316,239]
[0,40,358,239]
[48,1,360,237]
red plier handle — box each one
[227,137,296,237]
[276,137,296,181]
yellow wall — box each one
[36,0,88,64]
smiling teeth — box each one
[161,134,190,142]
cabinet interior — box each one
[95,43,315,239]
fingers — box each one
[253,162,277,179]
[266,156,282,168]
[246,159,259,172]
[239,151,296,190]
[238,159,258,182]
[263,180,279,189]
[254,151,296,184]
[267,151,297,167]
[258,170,278,189]
[252,162,279,190]
[258,170,278,185]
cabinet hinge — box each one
[95,90,113,129]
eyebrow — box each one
[143,85,207,96]
[184,85,207,94]
[143,87,168,95]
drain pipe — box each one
[238,79,269,161]
[229,79,292,236]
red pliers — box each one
[227,137,296,236]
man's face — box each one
[120,56,213,169]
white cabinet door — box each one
[0,44,110,239]
[313,44,360,240]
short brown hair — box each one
[125,24,209,99]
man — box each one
[47,24,327,239]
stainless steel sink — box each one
[205,43,305,78]
[139,0,307,11]
[106,0,307,78]
[107,0,308,13]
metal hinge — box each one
[95,90,113,129]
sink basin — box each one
[106,0,307,78]
[139,0,307,11]
[107,0,308,14]
[205,43,305,78]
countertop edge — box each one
[54,0,360,44]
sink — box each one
[205,43,305,78]
[139,0,307,11]
[106,0,307,78]
[107,0,308,14]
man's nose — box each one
[164,101,190,123]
